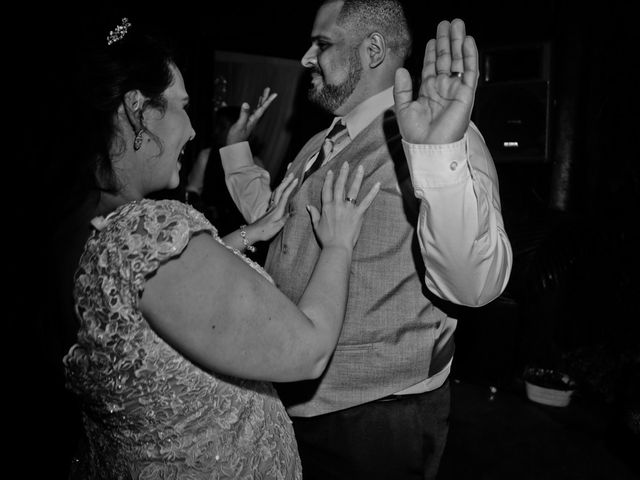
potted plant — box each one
[523,366,576,407]
[510,206,638,429]
[508,209,584,389]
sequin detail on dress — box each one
[64,199,301,479]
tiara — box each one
[106,17,132,46]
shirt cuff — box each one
[220,142,254,171]
[402,133,470,190]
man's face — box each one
[301,1,363,114]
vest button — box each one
[283,244,289,254]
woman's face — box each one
[140,64,195,194]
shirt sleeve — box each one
[404,123,513,307]
[220,142,272,223]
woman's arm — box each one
[141,164,379,382]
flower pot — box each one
[525,381,574,407]
[523,367,576,407]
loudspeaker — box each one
[472,43,551,163]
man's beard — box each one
[308,49,362,113]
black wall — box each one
[17,2,638,478]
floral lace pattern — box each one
[64,199,301,479]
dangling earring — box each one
[133,129,144,151]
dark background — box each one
[14,1,638,477]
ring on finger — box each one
[450,71,463,78]
[345,196,357,205]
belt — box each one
[375,391,430,403]
[374,379,450,403]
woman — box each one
[62,18,379,479]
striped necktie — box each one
[302,120,347,183]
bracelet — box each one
[239,225,256,253]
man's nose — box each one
[301,45,317,68]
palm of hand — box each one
[394,19,478,146]
[396,75,475,145]
[225,121,247,146]
[225,88,277,146]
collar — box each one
[340,86,395,140]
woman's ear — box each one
[123,90,145,130]
[365,32,386,68]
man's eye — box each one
[317,42,330,51]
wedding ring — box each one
[450,71,463,78]
[345,196,357,205]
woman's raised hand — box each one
[226,87,278,145]
[308,163,380,250]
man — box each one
[221,1,512,478]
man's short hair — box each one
[331,0,412,61]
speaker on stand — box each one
[472,43,555,306]
[472,43,551,163]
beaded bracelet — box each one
[239,225,256,253]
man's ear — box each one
[365,32,386,68]
[123,90,145,130]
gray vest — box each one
[267,110,455,417]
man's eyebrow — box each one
[311,35,332,42]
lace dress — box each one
[63,199,302,479]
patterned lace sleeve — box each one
[95,199,272,296]
[124,200,217,292]
[70,199,219,353]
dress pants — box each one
[291,380,450,480]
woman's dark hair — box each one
[60,21,177,211]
